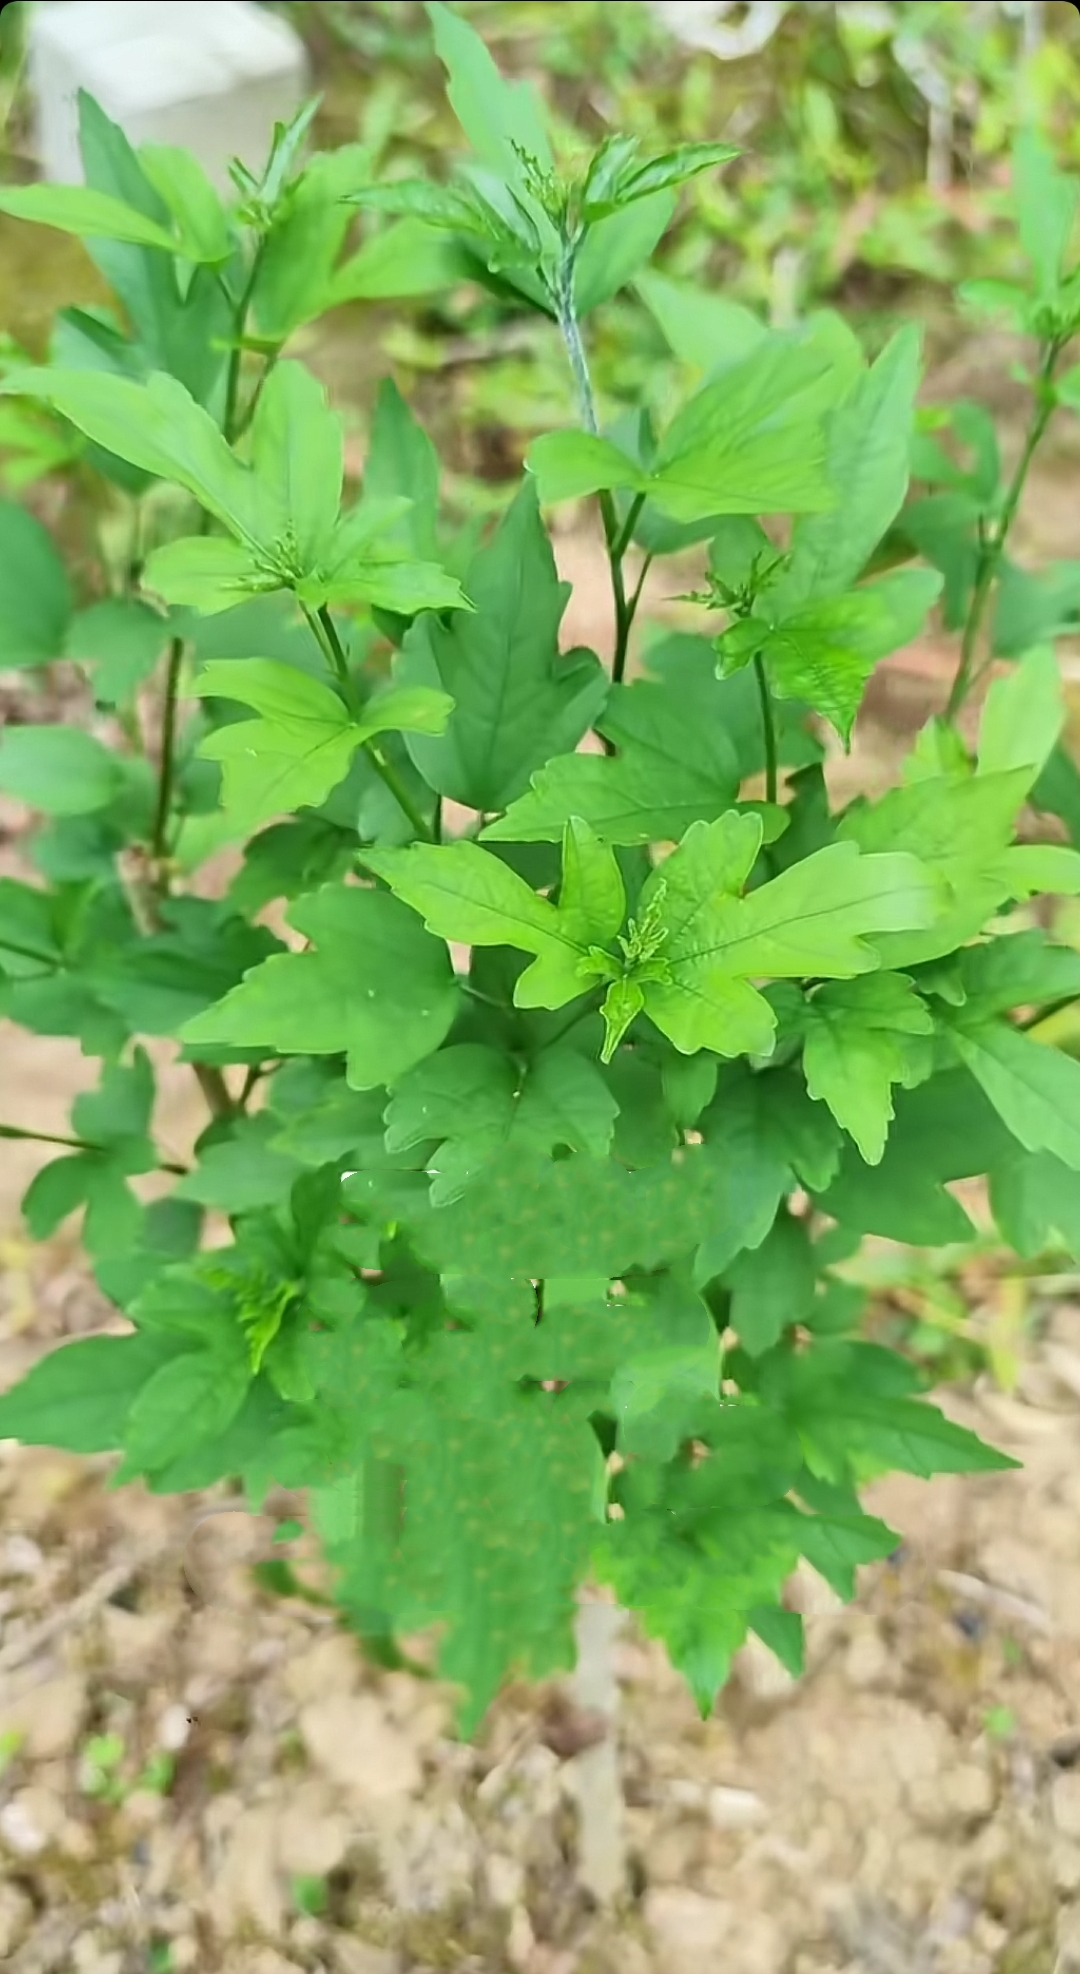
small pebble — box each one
[944,1762,995,1821]
[0,1534,44,1578]
[508,1903,535,1969]
[0,1787,63,1857]
[1053,1839,1080,1894]
[707,1785,768,1830]
[1054,1771,1080,1841]
[156,1703,193,1752]
[845,1627,891,1689]
[484,1851,525,1908]
[0,1882,34,1956]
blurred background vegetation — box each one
[3,0,1080,482]
[286,0,1080,314]
[303,1,1080,468]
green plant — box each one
[78,1731,127,1802]
[291,1872,330,1917]
[0,1728,25,1779]
[0,4,1079,1784]
[983,1703,1017,1740]
[139,1751,176,1796]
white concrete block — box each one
[28,1,309,193]
[648,1,787,61]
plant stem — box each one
[309,602,357,707]
[553,261,642,700]
[0,934,56,969]
[567,1591,627,1907]
[365,759,431,852]
[0,1121,186,1176]
[151,636,185,866]
[238,1063,265,1106]
[608,532,633,693]
[222,246,265,443]
[304,603,435,843]
[1019,992,1080,1033]
[945,337,1063,721]
[232,346,281,441]
[557,270,599,437]
[102,241,268,1141]
[127,496,145,590]
[130,712,234,1125]
[461,982,511,1012]
[130,250,261,1135]
[191,1063,233,1121]
[119,858,236,1128]
[612,493,646,563]
[542,994,600,1052]
[626,550,653,624]
[754,653,778,804]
